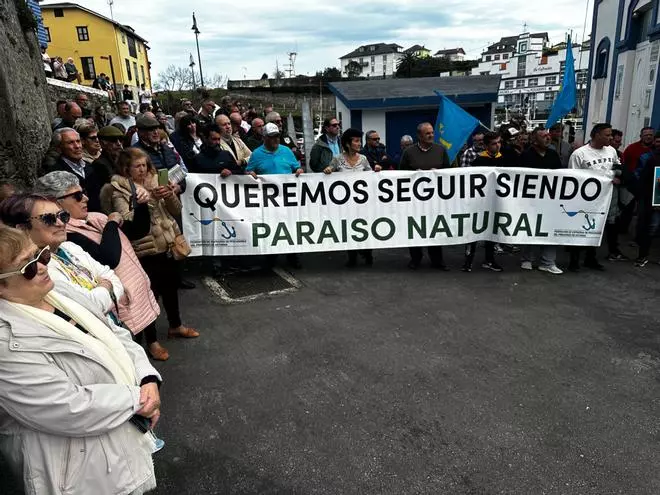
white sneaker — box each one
[538,265,563,275]
[521,261,533,270]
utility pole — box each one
[189,53,196,90]
[191,12,204,87]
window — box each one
[54,8,64,17]
[545,75,557,85]
[480,71,489,75]
[485,55,491,61]
[614,65,624,99]
[494,54,500,60]
[528,77,538,87]
[45,27,51,42]
[559,61,566,79]
[370,46,375,51]
[80,57,96,80]
[127,36,137,58]
[125,58,132,81]
[371,56,375,63]
[516,79,524,88]
[133,61,139,85]
[121,33,126,44]
[504,80,514,89]
[371,65,375,73]
[140,65,146,85]
[545,92,555,101]
[517,55,527,77]
[76,26,89,41]
[539,55,548,65]
[576,71,588,85]
[504,94,514,103]
[593,37,611,79]
[500,63,507,70]
[138,43,142,53]
[503,53,509,60]
[519,41,528,52]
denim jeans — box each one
[521,245,556,267]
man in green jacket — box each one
[309,117,341,172]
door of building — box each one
[627,41,657,143]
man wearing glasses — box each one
[361,130,395,171]
[87,126,125,212]
[309,117,341,172]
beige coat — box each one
[101,174,182,258]
[0,283,160,495]
[220,135,251,166]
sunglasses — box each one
[329,123,340,127]
[31,210,70,226]
[101,137,124,143]
[0,246,51,281]
[57,190,86,202]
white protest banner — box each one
[182,168,613,256]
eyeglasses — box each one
[57,190,86,202]
[0,246,51,281]
[84,135,99,141]
[370,137,381,141]
[274,119,283,124]
[31,210,70,226]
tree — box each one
[155,65,192,92]
[321,67,342,79]
[205,73,228,89]
[272,68,285,80]
[344,60,362,78]
[396,52,420,78]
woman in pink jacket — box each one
[35,171,170,361]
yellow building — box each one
[41,2,152,97]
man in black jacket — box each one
[191,124,242,176]
[634,132,660,267]
[50,128,93,190]
[87,126,125,212]
[310,117,341,172]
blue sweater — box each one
[246,145,299,175]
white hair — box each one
[400,135,413,144]
[51,127,79,147]
[265,111,281,124]
[35,171,80,198]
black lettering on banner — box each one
[301,182,327,206]
[377,178,394,203]
[397,178,411,202]
[408,216,426,239]
[194,183,218,211]
[560,177,578,200]
[451,213,470,236]
[340,219,348,242]
[581,178,601,201]
[220,183,239,208]
[471,173,487,198]
[351,219,369,242]
[496,173,511,198]
[413,177,433,201]
[318,220,340,242]
[512,173,522,198]
[282,183,297,207]
[473,212,489,234]
[272,223,294,245]
[329,181,351,205]
[371,217,395,241]
[297,221,315,245]
[252,223,270,246]
[535,214,549,237]
[512,214,532,236]
[493,212,512,236]
[353,180,369,204]
[522,175,538,199]
[244,183,260,208]
[539,175,557,199]
[430,215,452,238]
[262,183,280,207]
[438,175,455,200]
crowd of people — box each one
[0,90,658,493]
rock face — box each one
[0,0,52,186]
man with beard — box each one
[191,124,242,176]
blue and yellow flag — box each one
[546,35,576,128]
[433,90,480,162]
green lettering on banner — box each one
[451,213,470,237]
[493,212,512,236]
[512,213,532,237]
[372,218,395,241]
[297,221,315,245]
[318,220,340,243]
[252,223,270,247]
[351,219,369,242]
[473,212,489,234]
[430,215,452,238]
[272,223,294,246]
[408,216,426,239]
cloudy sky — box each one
[42,0,593,83]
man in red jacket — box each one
[623,127,654,172]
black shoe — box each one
[461,262,472,272]
[179,279,196,289]
[568,262,580,272]
[481,261,503,272]
[607,252,627,261]
[635,257,649,267]
[584,260,605,271]
[407,260,420,270]
[432,263,450,271]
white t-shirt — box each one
[568,144,619,173]
[109,115,136,131]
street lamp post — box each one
[191,12,204,87]
[189,53,196,90]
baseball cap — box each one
[136,115,160,130]
[264,122,280,137]
[507,127,520,137]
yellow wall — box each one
[42,7,152,93]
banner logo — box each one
[560,205,605,232]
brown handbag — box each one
[170,234,191,260]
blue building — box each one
[585,0,660,145]
[328,75,500,158]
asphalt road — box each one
[149,244,660,495]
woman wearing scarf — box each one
[0,225,161,495]
[35,171,170,361]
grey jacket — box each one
[0,283,160,495]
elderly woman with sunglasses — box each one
[0,194,124,321]
[0,225,161,495]
[35,171,171,361]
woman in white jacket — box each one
[0,225,161,494]
[0,194,123,320]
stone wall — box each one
[0,0,52,185]
[46,77,110,115]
